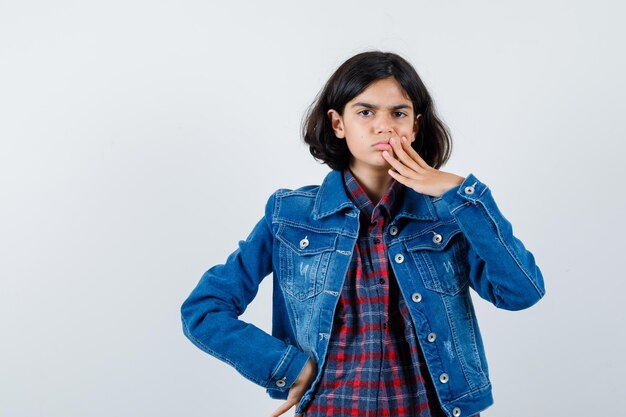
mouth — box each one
[372,142,392,151]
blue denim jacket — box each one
[180,170,545,417]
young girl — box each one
[181,51,545,417]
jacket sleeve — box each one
[180,190,310,393]
[439,173,546,310]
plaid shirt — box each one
[303,167,479,417]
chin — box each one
[370,159,392,171]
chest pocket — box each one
[276,223,338,301]
[404,222,470,295]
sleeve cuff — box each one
[439,173,489,212]
[267,345,311,393]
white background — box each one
[1,1,624,416]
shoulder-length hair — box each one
[301,50,453,171]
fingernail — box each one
[402,136,407,143]
[389,137,395,144]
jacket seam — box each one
[479,199,544,298]
[440,381,492,405]
[269,344,292,380]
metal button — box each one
[432,232,443,244]
[464,182,477,195]
[427,332,437,342]
[452,407,461,416]
[389,225,398,235]
[411,292,422,303]
[275,377,286,387]
[439,373,449,383]
[394,253,404,263]
[299,236,309,249]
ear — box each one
[327,109,345,139]
[412,113,422,142]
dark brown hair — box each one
[301,50,453,171]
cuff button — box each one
[275,377,286,387]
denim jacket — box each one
[180,170,545,417]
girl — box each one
[181,51,545,417]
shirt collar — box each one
[311,169,437,222]
[342,166,404,223]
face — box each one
[327,77,421,174]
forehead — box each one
[351,77,412,104]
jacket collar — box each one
[312,169,438,222]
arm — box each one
[180,190,310,392]
[439,174,546,310]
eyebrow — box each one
[350,102,413,111]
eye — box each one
[358,109,373,117]
[394,111,407,118]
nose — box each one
[375,113,394,134]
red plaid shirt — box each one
[303,167,479,417]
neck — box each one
[347,163,395,203]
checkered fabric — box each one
[302,167,479,417]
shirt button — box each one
[439,373,449,383]
[432,232,443,244]
[411,292,422,303]
[452,407,461,417]
[275,377,286,387]
[379,278,385,284]
[394,253,404,263]
[383,323,387,329]
[299,236,309,249]
[464,182,476,195]
[389,225,398,235]
[373,237,381,244]
[427,332,437,342]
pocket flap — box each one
[404,222,463,252]
[276,224,338,255]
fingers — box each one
[382,138,417,177]
[391,136,431,170]
[270,399,297,417]
[403,137,432,169]
[391,136,424,172]
[383,150,408,178]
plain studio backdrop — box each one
[1,1,624,416]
